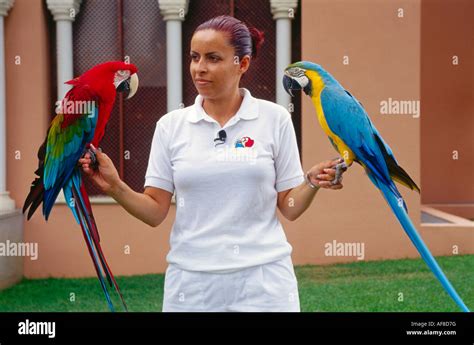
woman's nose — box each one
[196,58,207,73]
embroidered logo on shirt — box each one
[235,136,254,148]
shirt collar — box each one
[188,88,259,123]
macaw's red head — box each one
[67,61,139,102]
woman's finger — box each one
[316,174,332,181]
[328,160,338,168]
[317,181,333,187]
[323,168,336,176]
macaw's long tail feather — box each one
[377,180,470,312]
[77,182,128,311]
[68,173,128,312]
[70,185,115,312]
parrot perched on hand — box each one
[22,61,139,312]
[283,61,470,312]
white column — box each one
[47,0,81,99]
[270,0,298,109]
[158,0,189,112]
[0,0,15,212]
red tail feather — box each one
[76,183,128,311]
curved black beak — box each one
[283,73,311,97]
[283,74,300,97]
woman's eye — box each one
[190,54,219,62]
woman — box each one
[79,15,345,312]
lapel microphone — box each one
[214,129,227,147]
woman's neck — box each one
[202,89,243,128]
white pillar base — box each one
[0,191,16,212]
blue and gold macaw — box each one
[283,61,469,312]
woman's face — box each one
[190,29,249,100]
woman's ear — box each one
[239,55,251,74]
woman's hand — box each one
[307,158,346,190]
[78,144,122,195]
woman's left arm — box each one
[277,158,345,221]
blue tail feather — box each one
[70,172,115,312]
[377,180,469,312]
[76,201,115,312]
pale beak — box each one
[127,73,139,99]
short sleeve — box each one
[144,121,174,193]
[274,114,305,192]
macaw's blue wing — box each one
[320,87,405,206]
[319,86,469,312]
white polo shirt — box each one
[144,88,304,273]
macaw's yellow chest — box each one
[310,91,356,165]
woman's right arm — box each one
[109,182,172,228]
[79,144,172,227]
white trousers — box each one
[162,256,300,312]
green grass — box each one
[0,255,472,312]
[297,254,473,312]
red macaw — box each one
[23,61,139,312]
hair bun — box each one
[248,27,265,59]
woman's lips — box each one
[196,79,211,86]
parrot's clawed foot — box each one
[82,147,102,171]
[87,149,98,171]
[332,160,348,185]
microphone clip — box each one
[214,129,227,147]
